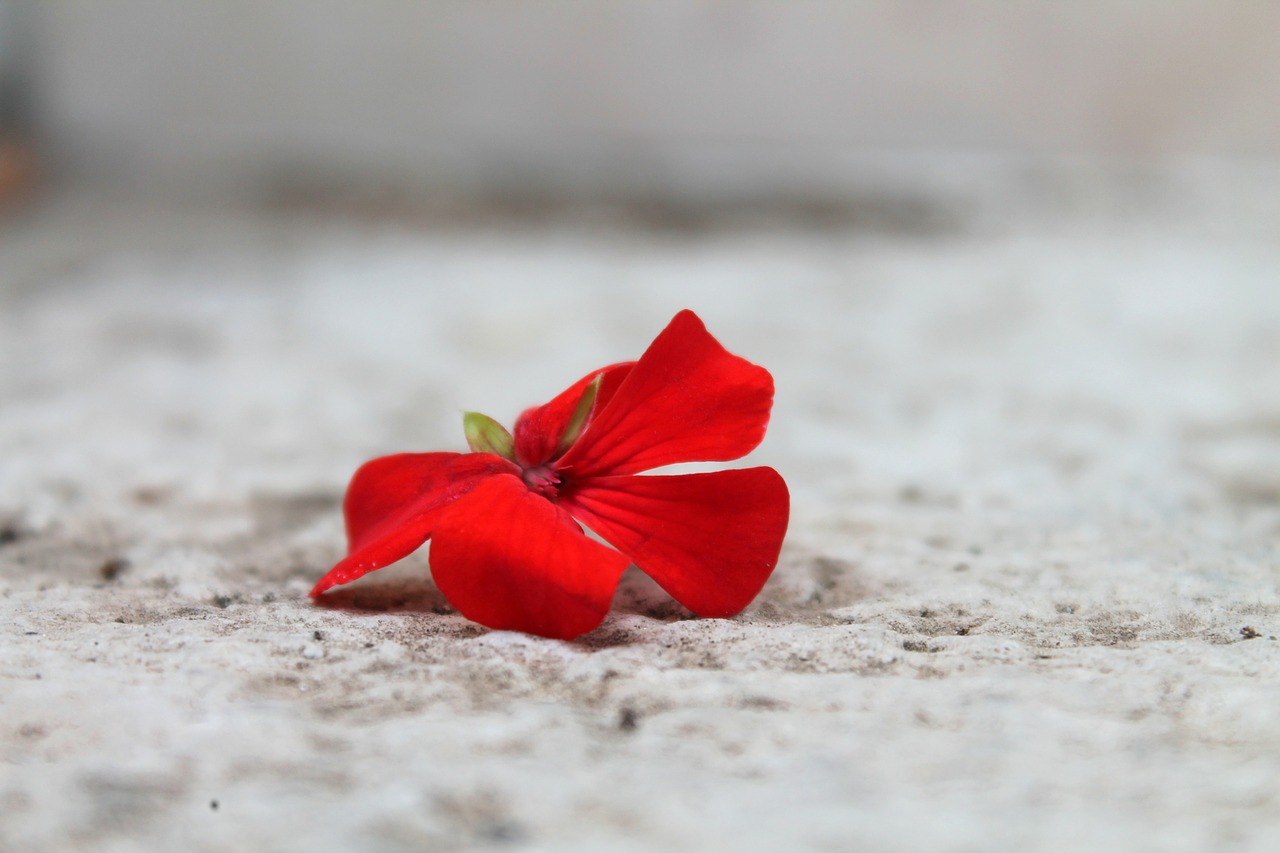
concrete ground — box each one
[1,178,1279,851]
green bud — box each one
[463,411,516,461]
[557,374,603,454]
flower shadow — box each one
[311,568,702,648]
[310,578,456,615]
[569,568,692,649]
[608,566,695,622]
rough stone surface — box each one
[2,190,1279,851]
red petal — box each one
[429,475,631,640]
[310,452,516,596]
[560,467,790,618]
[556,310,774,477]
[513,362,634,467]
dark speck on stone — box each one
[99,558,129,581]
[619,707,639,731]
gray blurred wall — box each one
[28,1,1280,202]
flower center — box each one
[521,464,561,498]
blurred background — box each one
[4,1,1280,213]
[1,0,1278,523]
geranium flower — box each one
[310,309,789,640]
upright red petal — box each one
[555,310,774,477]
[513,362,634,467]
[429,475,632,640]
[560,467,790,618]
[310,452,516,596]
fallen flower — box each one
[310,309,790,640]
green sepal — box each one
[463,411,516,462]
[556,374,603,455]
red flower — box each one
[310,310,789,640]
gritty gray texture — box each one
[1,189,1279,852]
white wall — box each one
[30,1,1280,201]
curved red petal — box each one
[429,475,631,640]
[556,310,774,477]
[560,467,790,618]
[513,362,634,467]
[310,452,516,596]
